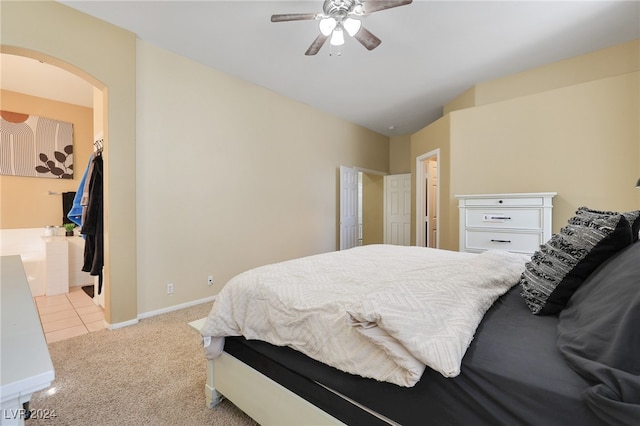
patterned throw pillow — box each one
[576,206,640,242]
[520,212,633,315]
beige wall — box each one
[411,115,453,248]
[413,40,640,251]
[362,173,384,245]
[136,41,389,313]
[9,2,636,320]
[0,90,93,228]
[2,0,137,325]
[446,39,640,113]
[1,1,390,319]
[389,134,411,174]
[450,72,639,225]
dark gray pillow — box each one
[557,241,640,425]
[520,212,633,315]
[577,206,640,242]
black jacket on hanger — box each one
[81,154,104,294]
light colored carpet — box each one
[29,303,258,426]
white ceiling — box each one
[1,54,94,108]
[5,1,640,136]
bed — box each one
[193,207,640,425]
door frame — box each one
[415,149,440,248]
[339,166,387,250]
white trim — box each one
[352,166,388,176]
[383,177,387,243]
[106,295,217,329]
[107,318,139,330]
[138,295,217,320]
[454,192,557,199]
[415,149,440,248]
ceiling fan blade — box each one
[305,34,329,56]
[271,13,318,22]
[354,26,381,51]
[361,0,413,14]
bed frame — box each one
[189,318,346,425]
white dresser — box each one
[1,256,55,425]
[456,192,556,255]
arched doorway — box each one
[2,1,138,327]
[1,49,111,319]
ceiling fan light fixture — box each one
[272,0,413,55]
[330,27,345,46]
[343,17,361,36]
[319,17,337,36]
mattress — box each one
[223,286,602,426]
[202,245,529,387]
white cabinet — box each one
[42,236,69,296]
[456,192,556,255]
[1,256,54,425]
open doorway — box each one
[339,166,385,250]
[1,52,107,309]
[415,150,440,248]
[3,7,139,328]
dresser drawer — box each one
[463,197,543,207]
[466,208,542,230]
[464,230,542,254]
[457,192,556,255]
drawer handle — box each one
[490,216,511,220]
[491,239,512,243]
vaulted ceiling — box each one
[5,1,640,137]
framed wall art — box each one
[0,110,74,179]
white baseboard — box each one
[107,318,139,330]
[137,295,217,320]
[105,295,216,329]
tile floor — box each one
[34,286,106,344]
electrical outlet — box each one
[207,275,214,286]
[167,283,174,295]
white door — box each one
[384,174,411,246]
[339,166,359,250]
[416,149,439,248]
[427,159,438,248]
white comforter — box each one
[200,245,527,387]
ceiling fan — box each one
[271,0,413,55]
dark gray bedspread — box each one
[233,283,604,425]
